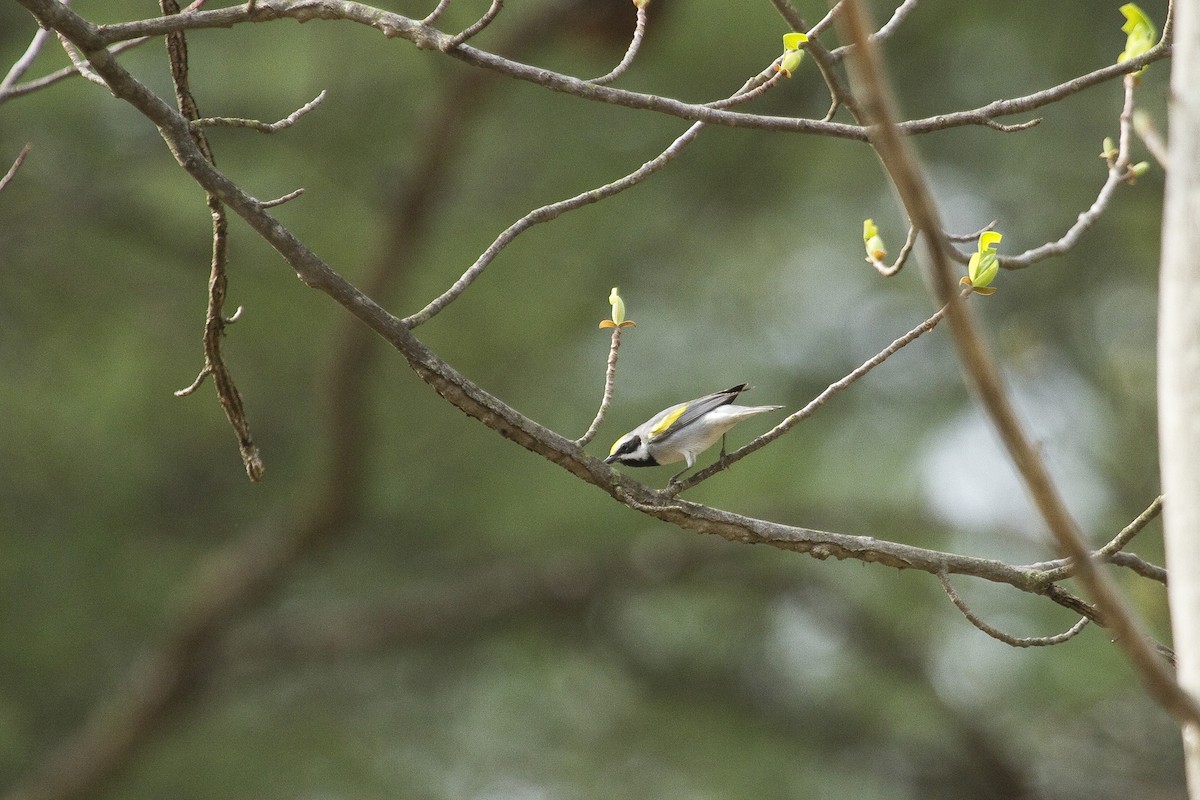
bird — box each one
[604,384,783,483]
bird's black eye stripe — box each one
[614,435,641,456]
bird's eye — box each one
[612,435,641,456]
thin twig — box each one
[55,32,109,89]
[403,62,786,328]
[807,2,842,39]
[667,290,968,495]
[899,44,1169,137]
[983,117,1041,133]
[946,220,997,243]
[192,90,327,132]
[708,69,784,108]
[1109,553,1168,585]
[1099,495,1164,559]
[0,144,32,194]
[588,4,647,85]
[161,0,264,481]
[835,0,1200,726]
[422,0,453,25]
[576,328,623,447]
[445,0,502,50]
[995,76,1140,270]
[259,187,305,208]
[828,0,919,59]
[1,12,58,93]
[1032,495,1165,582]
[939,572,1090,648]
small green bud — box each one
[862,219,887,262]
[775,32,808,78]
[599,286,636,329]
[962,230,1002,295]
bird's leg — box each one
[719,433,728,460]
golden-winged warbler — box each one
[605,384,783,482]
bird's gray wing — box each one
[648,385,744,442]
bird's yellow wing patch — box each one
[649,404,688,439]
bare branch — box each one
[422,0,453,25]
[899,45,1169,136]
[999,76,1140,270]
[444,0,502,50]
[404,64,786,327]
[173,367,210,397]
[0,144,32,194]
[192,90,327,132]
[947,220,997,243]
[983,117,1041,133]
[1,13,57,93]
[835,0,1200,726]
[939,572,1090,648]
[55,31,108,89]
[1109,552,1168,585]
[1032,496,1166,583]
[160,0,264,481]
[576,328,625,447]
[588,4,647,86]
[807,2,842,39]
[258,187,305,207]
[828,0,920,59]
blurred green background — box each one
[0,0,1179,797]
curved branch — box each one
[444,0,502,49]
[403,69,783,326]
[588,3,647,85]
[939,572,1090,648]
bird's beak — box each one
[604,454,618,464]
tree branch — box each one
[84,0,1166,141]
[403,67,784,327]
[939,572,1090,648]
[159,0,264,481]
[191,89,327,132]
[0,144,31,194]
